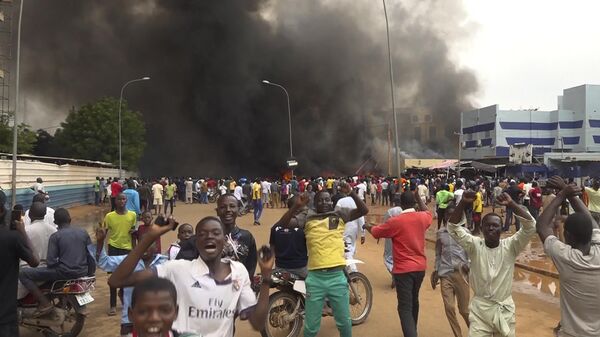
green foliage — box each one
[0,113,38,154]
[53,97,146,170]
[33,129,56,157]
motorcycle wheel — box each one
[42,300,85,337]
[209,194,218,203]
[348,271,373,325]
[260,291,303,337]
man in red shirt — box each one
[366,190,431,337]
[528,181,543,220]
[110,178,123,211]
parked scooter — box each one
[18,276,95,337]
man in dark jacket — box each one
[176,194,257,276]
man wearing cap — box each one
[185,178,193,204]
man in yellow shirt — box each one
[326,177,335,194]
[585,179,600,224]
[103,193,137,315]
[278,182,369,337]
[252,179,263,226]
[472,187,483,235]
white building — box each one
[461,84,600,161]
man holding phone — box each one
[0,191,39,336]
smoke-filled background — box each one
[19,0,478,176]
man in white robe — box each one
[448,190,535,337]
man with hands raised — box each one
[108,216,274,337]
[276,181,369,337]
[447,190,536,337]
[537,176,600,337]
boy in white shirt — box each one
[108,216,273,337]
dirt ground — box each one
[22,202,561,337]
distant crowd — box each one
[2,171,600,337]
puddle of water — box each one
[513,269,560,301]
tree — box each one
[53,97,146,170]
[32,129,56,157]
[0,113,38,154]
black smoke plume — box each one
[19,0,477,176]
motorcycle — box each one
[192,191,202,203]
[208,188,218,203]
[254,259,373,337]
[238,196,252,216]
[18,276,95,337]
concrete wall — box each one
[0,159,130,208]
[461,104,497,159]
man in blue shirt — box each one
[91,227,167,337]
[123,180,141,218]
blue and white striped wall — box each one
[0,159,133,209]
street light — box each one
[262,79,294,174]
[118,76,150,178]
[10,0,24,207]
[382,0,402,177]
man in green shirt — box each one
[94,176,101,206]
[165,181,177,216]
[436,184,454,229]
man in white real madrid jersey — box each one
[108,216,273,337]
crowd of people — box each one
[1,172,600,337]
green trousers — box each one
[304,269,352,337]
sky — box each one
[458,0,600,111]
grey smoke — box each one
[18,0,477,176]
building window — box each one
[425,114,432,122]
[429,126,436,138]
[414,127,421,140]
[412,115,419,123]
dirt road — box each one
[22,203,561,337]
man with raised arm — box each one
[537,176,600,337]
[276,182,368,337]
[447,190,536,337]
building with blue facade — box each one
[461,84,600,164]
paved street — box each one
[22,202,561,337]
